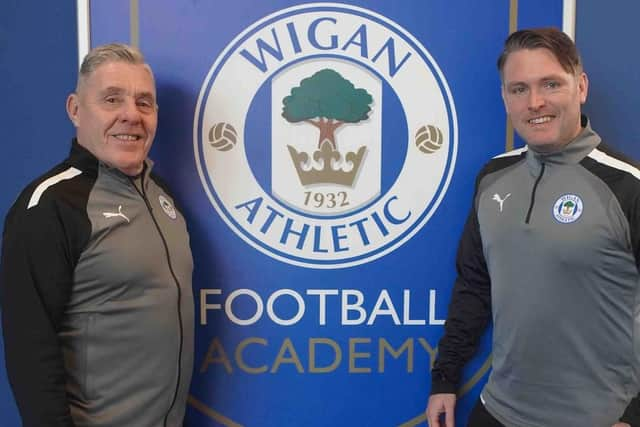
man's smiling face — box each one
[67,61,158,175]
[501,48,588,153]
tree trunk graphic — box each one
[305,118,345,149]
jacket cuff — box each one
[620,395,640,427]
[430,375,457,395]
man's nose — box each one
[527,89,545,110]
[118,98,141,122]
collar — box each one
[68,138,154,185]
[68,138,99,174]
[525,115,601,175]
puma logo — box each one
[492,193,511,212]
[103,205,130,223]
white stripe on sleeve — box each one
[588,149,640,181]
[27,167,83,209]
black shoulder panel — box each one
[474,150,527,194]
[581,143,640,267]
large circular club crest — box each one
[194,3,458,268]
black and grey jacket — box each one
[1,140,194,427]
[432,118,640,427]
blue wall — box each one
[577,2,640,159]
[0,1,638,426]
[0,2,77,425]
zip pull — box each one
[525,162,545,224]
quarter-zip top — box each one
[432,118,640,426]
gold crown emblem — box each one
[287,140,366,186]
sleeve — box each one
[430,203,492,394]
[622,187,640,426]
[1,200,76,427]
[620,395,640,427]
[630,184,640,270]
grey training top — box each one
[1,140,194,427]
[432,119,640,426]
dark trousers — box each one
[467,398,506,427]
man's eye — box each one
[545,81,559,89]
[136,100,155,112]
[105,96,122,104]
[510,86,526,95]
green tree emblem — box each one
[562,200,575,214]
[282,69,373,149]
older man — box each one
[427,28,640,427]
[1,44,194,426]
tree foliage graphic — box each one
[562,201,575,214]
[282,69,373,149]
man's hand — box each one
[611,423,631,427]
[426,393,456,427]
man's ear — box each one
[66,93,80,127]
[578,72,589,105]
